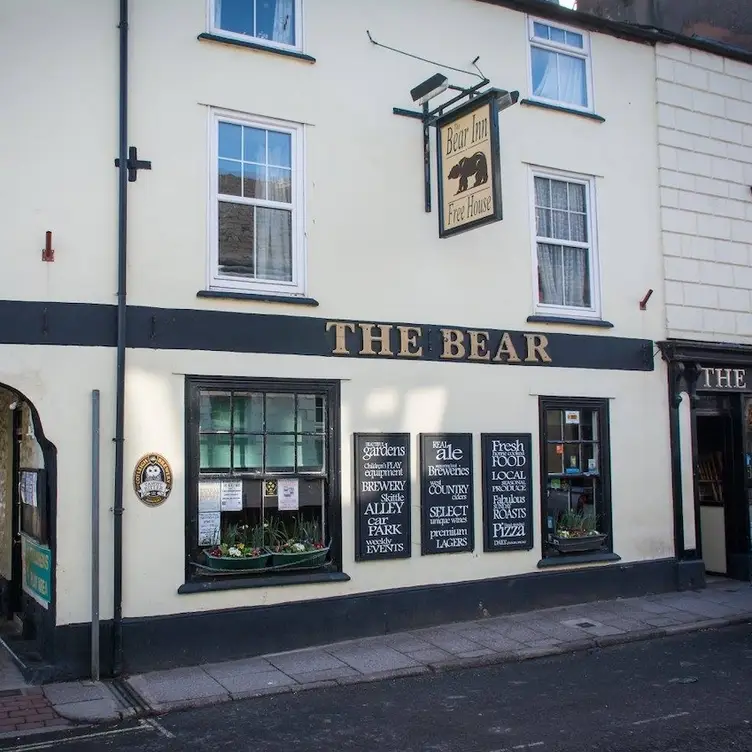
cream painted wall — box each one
[110,348,673,624]
[122,0,664,339]
[0,2,119,305]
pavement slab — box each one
[267,649,348,676]
[328,645,421,674]
[411,628,487,655]
[128,667,228,706]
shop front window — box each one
[539,397,612,558]
[185,378,339,582]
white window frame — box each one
[526,16,594,113]
[528,167,601,319]
[207,0,304,53]
[208,108,306,296]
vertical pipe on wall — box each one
[91,390,100,681]
[113,0,129,677]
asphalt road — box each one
[3,624,752,752]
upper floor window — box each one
[531,170,600,318]
[211,0,301,50]
[210,110,305,296]
[528,18,592,111]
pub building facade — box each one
[1,0,729,680]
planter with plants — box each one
[270,517,331,568]
[203,523,271,571]
[551,511,607,554]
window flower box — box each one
[203,545,271,571]
[550,532,607,554]
[270,541,330,569]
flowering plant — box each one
[208,542,265,558]
[272,516,328,554]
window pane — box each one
[580,410,598,440]
[297,436,324,472]
[218,159,242,196]
[546,409,563,441]
[582,443,599,473]
[200,391,231,431]
[200,434,231,470]
[568,182,586,212]
[266,434,295,472]
[563,419,580,442]
[268,131,291,167]
[538,243,564,306]
[233,434,263,471]
[563,247,591,308]
[242,162,266,199]
[233,393,263,432]
[558,54,588,107]
[533,22,550,39]
[570,212,587,243]
[552,210,569,240]
[536,207,552,237]
[256,207,292,282]
[218,123,242,160]
[297,395,325,432]
[218,202,255,276]
[266,393,295,432]
[534,176,551,207]
[243,127,266,164]
[532,48,587,108]
[550,26,566,44]
[216,0,254,35]
[551,180,568,210]
[256,0,295,45]
[267,168,291,203]
[566,31,584,48]
[547,442,564,474]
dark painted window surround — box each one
[520,99,606,123]
[197,33,316,63]
[182,377,343,593]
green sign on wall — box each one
[21,535,51,609]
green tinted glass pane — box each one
[233,434,263,472]
[199,391,231,431]
[266,394,295,432]
[200,434,231,470]
[266,434,295,472]
[297,436,324,472]
[297,395,325,432]
[233,393,263,432]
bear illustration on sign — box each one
[447,151,488,194]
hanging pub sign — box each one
[354,433,412,561]
[436,89,503,238]
[481,433,533,552]
[420,434,474,555]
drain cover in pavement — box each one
[573,621,597,628]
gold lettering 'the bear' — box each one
[440,329,465,359]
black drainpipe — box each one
[113,0,129,677]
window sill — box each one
[197,290,320,306]
[178,570,350,594]
[537,552,621,569]
[197,33,316,63]
[527,315,613,328]
[520,99,606,122]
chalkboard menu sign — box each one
[420,434,474,555]
[481,433,533,552]
[354,434,412,561]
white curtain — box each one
[533,49,587,107]
[256,207,292,281]
[273,0,294,44]
[538,245,588,307]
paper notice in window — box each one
[198,481,221,512]
[277,479,299,511]
[220,480,243,511]
[198,512,220,546]
[565,410,580,424]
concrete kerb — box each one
[98,610,751,719]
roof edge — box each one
[475,0,752,65]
